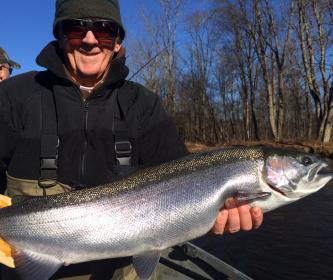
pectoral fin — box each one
[234,191,271,202]
[0,194,12,208]
[12,249,63,280]
[133,251,160,280]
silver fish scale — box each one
[0,147,264,215]
[0,147,265,264]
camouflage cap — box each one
[0,47,21,69]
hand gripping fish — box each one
[0,146,331,280]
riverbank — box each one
[185,141,333,158]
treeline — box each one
[129,0,333,145]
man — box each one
[0,47,21,82]
[0,1,263,279]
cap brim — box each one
[0,58,21,69]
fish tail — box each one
[0,194,12,208]
[0,238,14,268]
[0,194,15,267]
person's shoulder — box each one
[0,70,52,105]
[4,71,38,84]
[120,81,161,112]
[117,81,163,119]
[121,80,156,98]
[0,71,39,94]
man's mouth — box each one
[78,47,100,55]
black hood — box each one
[35,41,129,86]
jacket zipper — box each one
[80,99,89,186]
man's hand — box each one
[211,197,263,234]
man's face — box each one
[64,31,120,83]
[0,64,11,82]
[60,19,121,86]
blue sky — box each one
[0,0,160,75]
[1,0,207,77]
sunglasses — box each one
[58,19,119,43]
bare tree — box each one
[183,10,222,144]
[130,0,185,116]
[129,39,162,93]
[223,0,261,140]
[127,0,333,146]
[296,0,333,143]
[159,0,183,116]
[246,0,294,142]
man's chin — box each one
[74,69,106,86]
[77,67,100,77]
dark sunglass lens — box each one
[59,19,118,44]
[60,20,86,39]
[97,39,115,47]
[93,21,118,39]
[65,38,83,47]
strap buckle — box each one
[40,158,57,170]
[115,141,132,166]
[39,157,58,196]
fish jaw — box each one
[292,164,333,199]
[254,153,333,212]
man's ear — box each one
[114,43,121,53]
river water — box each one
[195,181,333,280]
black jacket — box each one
[0,41,188,189]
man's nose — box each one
[81,30,99,44]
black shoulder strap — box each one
[38,78,137,184]
[111,87,138,175]
[38,83,59,195]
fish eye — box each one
[301,156,313,166]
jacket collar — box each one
[36,41,129,87]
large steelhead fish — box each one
[0,146,331,280]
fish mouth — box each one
[310,164,333,185]
[317,166,333,177]
[266,164,333,198]
[308,163,324,181]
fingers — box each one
[237,202,253,231]
[250,207,263,229]
[211,208,228,234]
[211,198,264,235]
[224,198,241,233]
